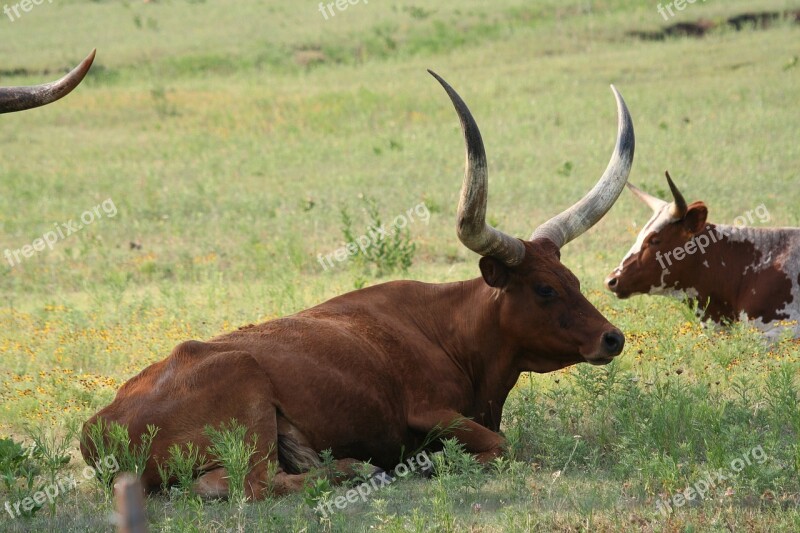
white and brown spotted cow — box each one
[605,171,800,340]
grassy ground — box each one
[1,0,799,531]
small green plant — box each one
[433,438,486,492]
[302,448,343,519]
[369,497,406,529]
[430,475,457,533]
[80,419,159,496]
[150,85,179,117]
[677,294,710,323]
[340,195,416,277]
[349,460,377,487]
[572,361,620,407]
[303,476,334,515]
[764,364,800,438]
[0,437,43,519]
[317,448,340,480]
[204,419,260,503]
[497,456,530,496]
[157,441,207,497]
[404,5,433,19]
[27,424,74,514]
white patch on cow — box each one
[661,287,699,300]
[768,229,800,338]
[645,264,700,300]
[616,204,679,271]
[702,260,709,268]
[646,266,671,295]
[719,225,800,340]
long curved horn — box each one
[530,85,635,248]
[0,49,95,114]
[665,170,687,219]
[627,182,668,212]
[429,70,526,267]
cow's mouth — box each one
[605,280,632,299]
[586,356,616,366]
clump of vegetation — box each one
[150,85,179,118]
[0,436,45,519]
[0,425,77,520]
[80,419,158,495]
[157,441,207,498]
[433,438,486,493]
[340,195,416,277]
[303,476,334,518]
[204,419,260,503]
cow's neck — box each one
[411,278,522,430]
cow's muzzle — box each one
[585,328,625,365]
[604,271,630,298]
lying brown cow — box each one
[605,172,800,339]
[82,72,635,499]
[0,50,95,114]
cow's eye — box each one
[534,284,557,298]
[649,237,661,246]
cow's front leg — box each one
[409,410,505,463]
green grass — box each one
[1,0,800,531]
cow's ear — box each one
[682,204,708,235]
[479,257,510,288]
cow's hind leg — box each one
[155,349,281,500]
[184,354,305,499]
[183,353,371,498]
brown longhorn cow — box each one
[605,172,800,340]
[81,72,635,499]
[0,50,95,114]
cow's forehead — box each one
[618,204,677,268]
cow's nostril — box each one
[605,275,618,289]
[602,330,624,355]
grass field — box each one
[1,0,800,531]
